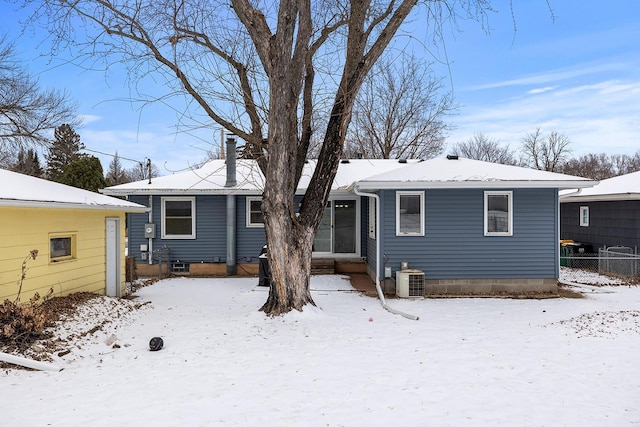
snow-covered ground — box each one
[2,270,640,426]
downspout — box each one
[148,195,153,265]
[0,351,63,372]
[225,137,237,275]
[353,185,419,321]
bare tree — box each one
[27,0,492,315]
[126,160,161,182]
[559,151,640,180]
[450,132,517,165]
[344,54,454,159]
[0,36,79,149]
[521,128,572,172]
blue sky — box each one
[1,1,638,173]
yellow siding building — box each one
[0,170,147,302]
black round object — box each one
[149,336,164,351]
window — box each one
[368,197,376,239]
[484,191,513,236]
[396,191,424,236]
[162,197,196,239]
[50,234,76,262]
[246,197,264,227]
[579,206,589,227]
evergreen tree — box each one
[105,152,130,185]
[46,124,84,182]
[59,155,106,192]
[11,148,44,177]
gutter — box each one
[353,185,419,321]
[559,188,582,199]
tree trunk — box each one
[259,187,316,315]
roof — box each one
[0,169,148,212]
[354,157,596,190]
[560,170,640,202]
[102,156,596,196]
[102,158,421,196]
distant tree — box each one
[126,160,161,182]
[450,133,518,165]
[559,151,640,180]
[105,152,130,185]
[0,145,15,169]
[11,148,44,177]
[59,155,106,191]
[521,128,572,172]
[559,153,613,180]
[611,151,640,175]
[0,36,79,149]
[345,55,454,159]
[46,123,84,181]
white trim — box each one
[368,197,376,240]
[396,191,424,236]
[246,196,264,228]
[161,196,196,239]
[484,191,513,236]
[579,206,589,227]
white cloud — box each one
[447,79,640,156]
[526,86,557,95]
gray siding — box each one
[561,200,640,250]
[128,195,227,263]
[236,196,267,263]
[379,188,559,280]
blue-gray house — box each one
[102,154,594,295]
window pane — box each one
[165,200,192,217]
[165,218,192,235]
[487,194,509,233]
[399,195,421,234]
[250,200,264,224]
[51,237,72,258]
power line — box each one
[82,147,145,165]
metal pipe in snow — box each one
[0,351,63,372]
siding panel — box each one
[380,188,558,279]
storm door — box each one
[313,199,358,255]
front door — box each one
[105,218,121,297]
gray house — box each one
[103,154,594,295]
[560,170,640,251]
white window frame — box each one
[246,196,264,228]
[484,191,513,236]
[368,197,376,240]
[579,206,589,227]
[161,197,196,239]
[49,233,77,263]
[396,191,425,236]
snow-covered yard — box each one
[2,269,640,426]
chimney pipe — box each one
[225,137,237,187]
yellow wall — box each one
[0,206,127,302]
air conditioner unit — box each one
[396,270,424,298]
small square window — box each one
[396,191,424,236]
[50,235,76,262]
[485,191,513,236]
[246,197,264,227]
[579,206,589,227]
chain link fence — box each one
[560,246,639,278]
